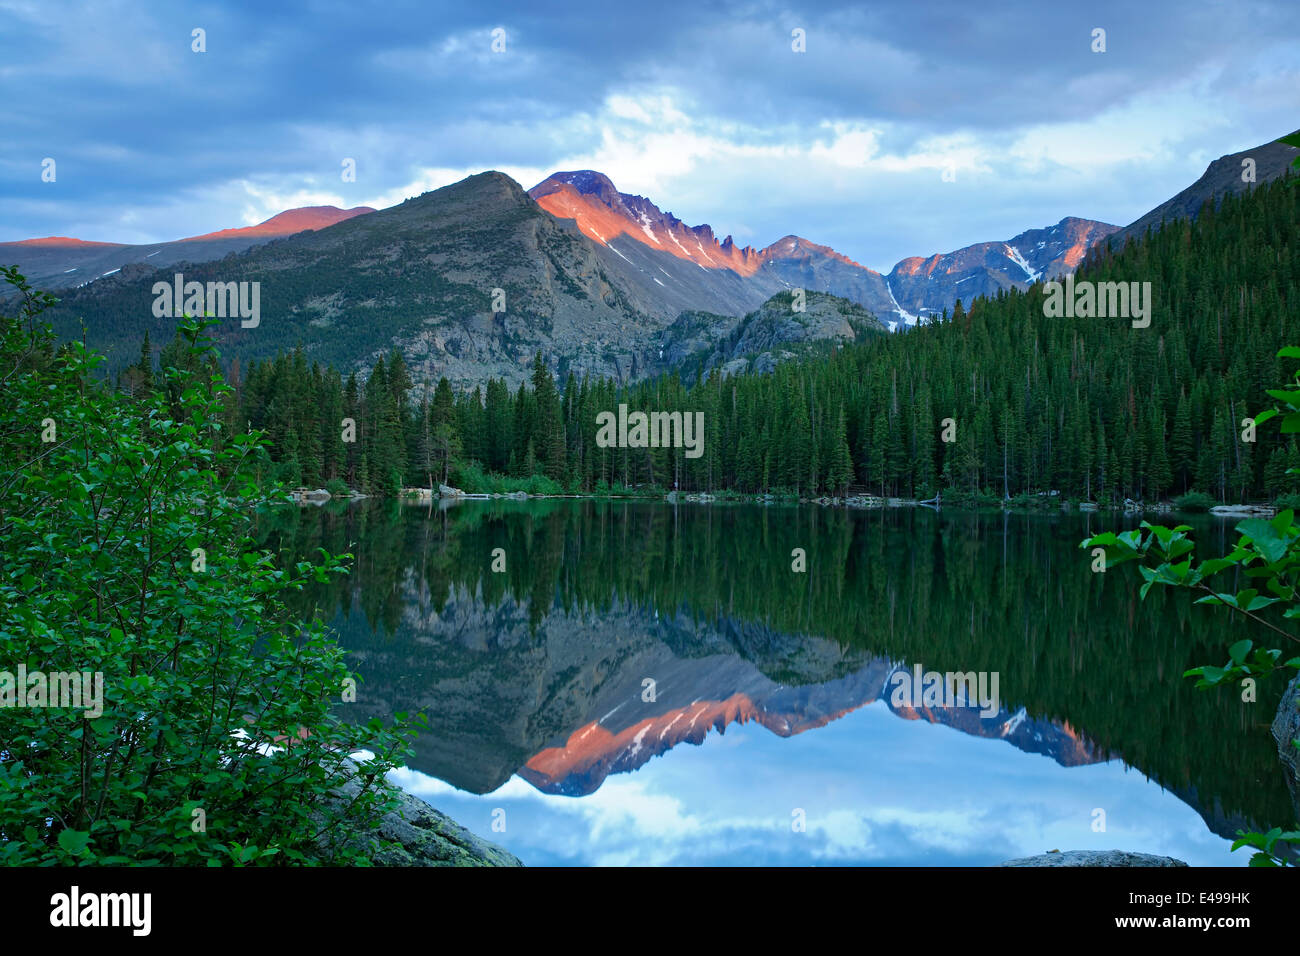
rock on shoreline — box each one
[997,850,1188,867]
[371,788,522,866]
[1273,674,1300,819]
[330,770,522,866]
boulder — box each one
[1272,674,1300,818]
[369,788,522,866]
[327,770,522,867]
[1210,504,1276,517]
[997,850,1187,867]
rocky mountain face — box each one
[655,290,886,378]
[527,174,817,317]
[36,172,673,387]
[529,171,902,320]
[35,172,888,389]
[530,170,767,276]
[0,205,374,290]
[23,132,1294,388]
[884,217,1119,328]
[529,170,1117,331]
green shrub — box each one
[1173,491,1217,512]
[448,460,488,493]
[1275,493,1300,512]
[940,487,1004,508]
[0,267,418,865]
[525,474,562,496]
[325,477,350,497]
[451,461,564,495]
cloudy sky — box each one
[2,0,1297,272]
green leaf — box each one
[1231,830,1268,850]
[1237,518,1289,565]
[57,829,91,855]
[1198,665,1229,684]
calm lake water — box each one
[258,499,1291,866]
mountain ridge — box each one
[21,130,1297,389]
[1106,136,1299,250]
[0,204,374,289]
[529,168,1116,329]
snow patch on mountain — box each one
[637,211,662,246]
[886,280,919,330]
[666,229,691,257]
[1001,707,1028,737]
[605,240,635,265]
[1004,244,1041,282]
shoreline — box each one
[288,484,1279,518]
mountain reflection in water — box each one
[258,499,1288,865]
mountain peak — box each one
[759,234,874,272]
[8,236,124,248]
[470,169,527,190]
[183,204,375,242]
[529,169,620,202]
[528,169,768,273]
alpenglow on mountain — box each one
[528,170,1118,330]
[31,172,888,388]
[25,132,1297,390]
[0,205,375,291]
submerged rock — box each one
[997,850,1187,867]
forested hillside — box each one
[136,172,1298,502]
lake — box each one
[257,499,1291,866]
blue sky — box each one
[2,0,1297,271]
